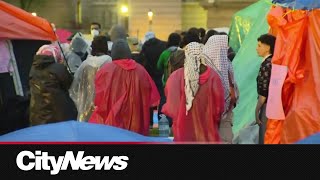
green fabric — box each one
[228,0,273,54]
[157,49,172,86]
[231,0,272,136]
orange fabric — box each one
[0,1,57,41]
[266,7,320,144]
[264,120,283,144]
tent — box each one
[230,0,272,138]
[295,132,320,144]
[264,0,320,144]
[272,0,320,10]
[232,0,320,144]
[0,1,57,135]
[0,121,173,142]
[0,1,57,41]
[228,0,272,53]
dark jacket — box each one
[140,38,167,96]
[131,52,146,67]
[29,55,77,126]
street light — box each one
[120,5,129,34]
[147,9,153,31]
[121,5,128,14]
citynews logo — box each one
[16,151,129,175]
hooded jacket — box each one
[140,38,167,92]
[29,55,77,125]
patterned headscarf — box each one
[184,42,205,114]
[36,44,64,63]
[203,35,235,110]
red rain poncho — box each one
[162,67,225,142]
[89,59,160,136]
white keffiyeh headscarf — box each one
[203,35,236,111]
[184,42,205,114]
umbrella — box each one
[0,121,173,142]
[55,28,72,43]
[272,0,320,10]
[295,133,320,144]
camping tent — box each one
[0,1,57,135]
[0,1,57,41]
[228,0,272,53]
[230,0,272,138]
[264,0,320,144]
[0,121,173,142]
[272,0,320,10]
[232,0,320,144]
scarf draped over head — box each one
[184,42,204,114]
[36,44,64,63]
[203,35,236,110]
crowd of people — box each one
[27,22,276,144]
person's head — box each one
[167,33,181,48]
[70,36,89,59]
[256,34,276,57]
[111,39,132,60]
[90,22,101,37]
[144,31,155,43]
[108,25,127,42]
[202,29,219,44]
[184,42,204,112]
[127,37,140,52]
[198,28,206,39]
[188,27,199,36]
[36,44,64,63]
[218,32,228,36]
[203,35,229,66]
[180,31,201,48]
[91,36,109,56]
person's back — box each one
[141,32,166,83]
[157,32,181,86]
[163,67,224,142]
[162,42,225,142]
[29,54,77,125]
[69,36,112,122]
[128,36,145,66]
[89,39,160,136]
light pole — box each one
[75,0,82,28]
[148,9,153,31]
[120,5,129,33]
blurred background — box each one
[3,0,257,41]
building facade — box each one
[4,0,257,41]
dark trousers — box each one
[259,103,268,144]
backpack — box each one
[167,49,185,77]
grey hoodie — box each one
[111,39,132,60]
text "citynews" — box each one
[16,151,129,175]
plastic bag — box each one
[233,121,259,144]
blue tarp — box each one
[272,0,320,10]
[0,121,173,142]
[295,133,320,144]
